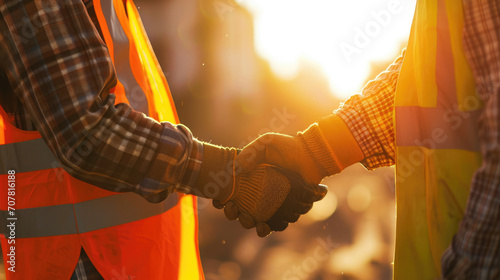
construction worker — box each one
[239,0,500,279]
[0,0,326,279]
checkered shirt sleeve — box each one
[335,50,404,170]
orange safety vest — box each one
[0,0,204,279]
[394,0,482,279]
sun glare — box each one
[237,0,416,99]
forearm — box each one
[0,0,201,202]
[61,101,203,203]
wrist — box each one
[318,114,364,169]
[299,123,341,176]
[300,115,364,175]
[191,143,237,201]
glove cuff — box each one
[300,115,363,175]
[192,143,237,201]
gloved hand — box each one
[237,115,365,185]
[189,143,327,237]
[213,165,328,237]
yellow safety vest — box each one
[394,0,482,279]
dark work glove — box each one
[264,167,327,233]
[213,166,328,237]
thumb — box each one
[305,183,328,203]
[236,136,270,173]
[316,184,328,199]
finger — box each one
[274,167,322,204]
[267,219,289,231]
[265,212,290,231]
[212,200,224,209]
[224,201,240,220]
[312,184,328,200]
[294,201,313,215]
[300,184,328,203]
[287,212,300,223]
[277,200,302,222]
[238,212,256,229]
[256,222,272,237]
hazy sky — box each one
[237,0,417,99]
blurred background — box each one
[0,0,416,279]
[134,0,416,279]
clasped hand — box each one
[191,140,327,237]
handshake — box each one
[184,117,358,237]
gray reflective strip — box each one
[100,0,150,114]
[0,138,59,174]
[0,193,178,238]
[74,192,178,234]
[0,139,179,237]
[395,106,481,151]
[1,204,78,238]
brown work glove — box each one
[213,165,328,236]
[190,143,327,237]
[237,115,364,185]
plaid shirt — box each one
[0,0,202,279]
[337,0,500,278]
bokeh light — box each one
[347,184,372,212]
[218,261,242,280]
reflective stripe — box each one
[395,106,481,151]
[73,191,178,234]
[0,138,58,174]
[0,192,178,238]
[1,204,77,238]
[100,0,149,114]
[0,128,179,238]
